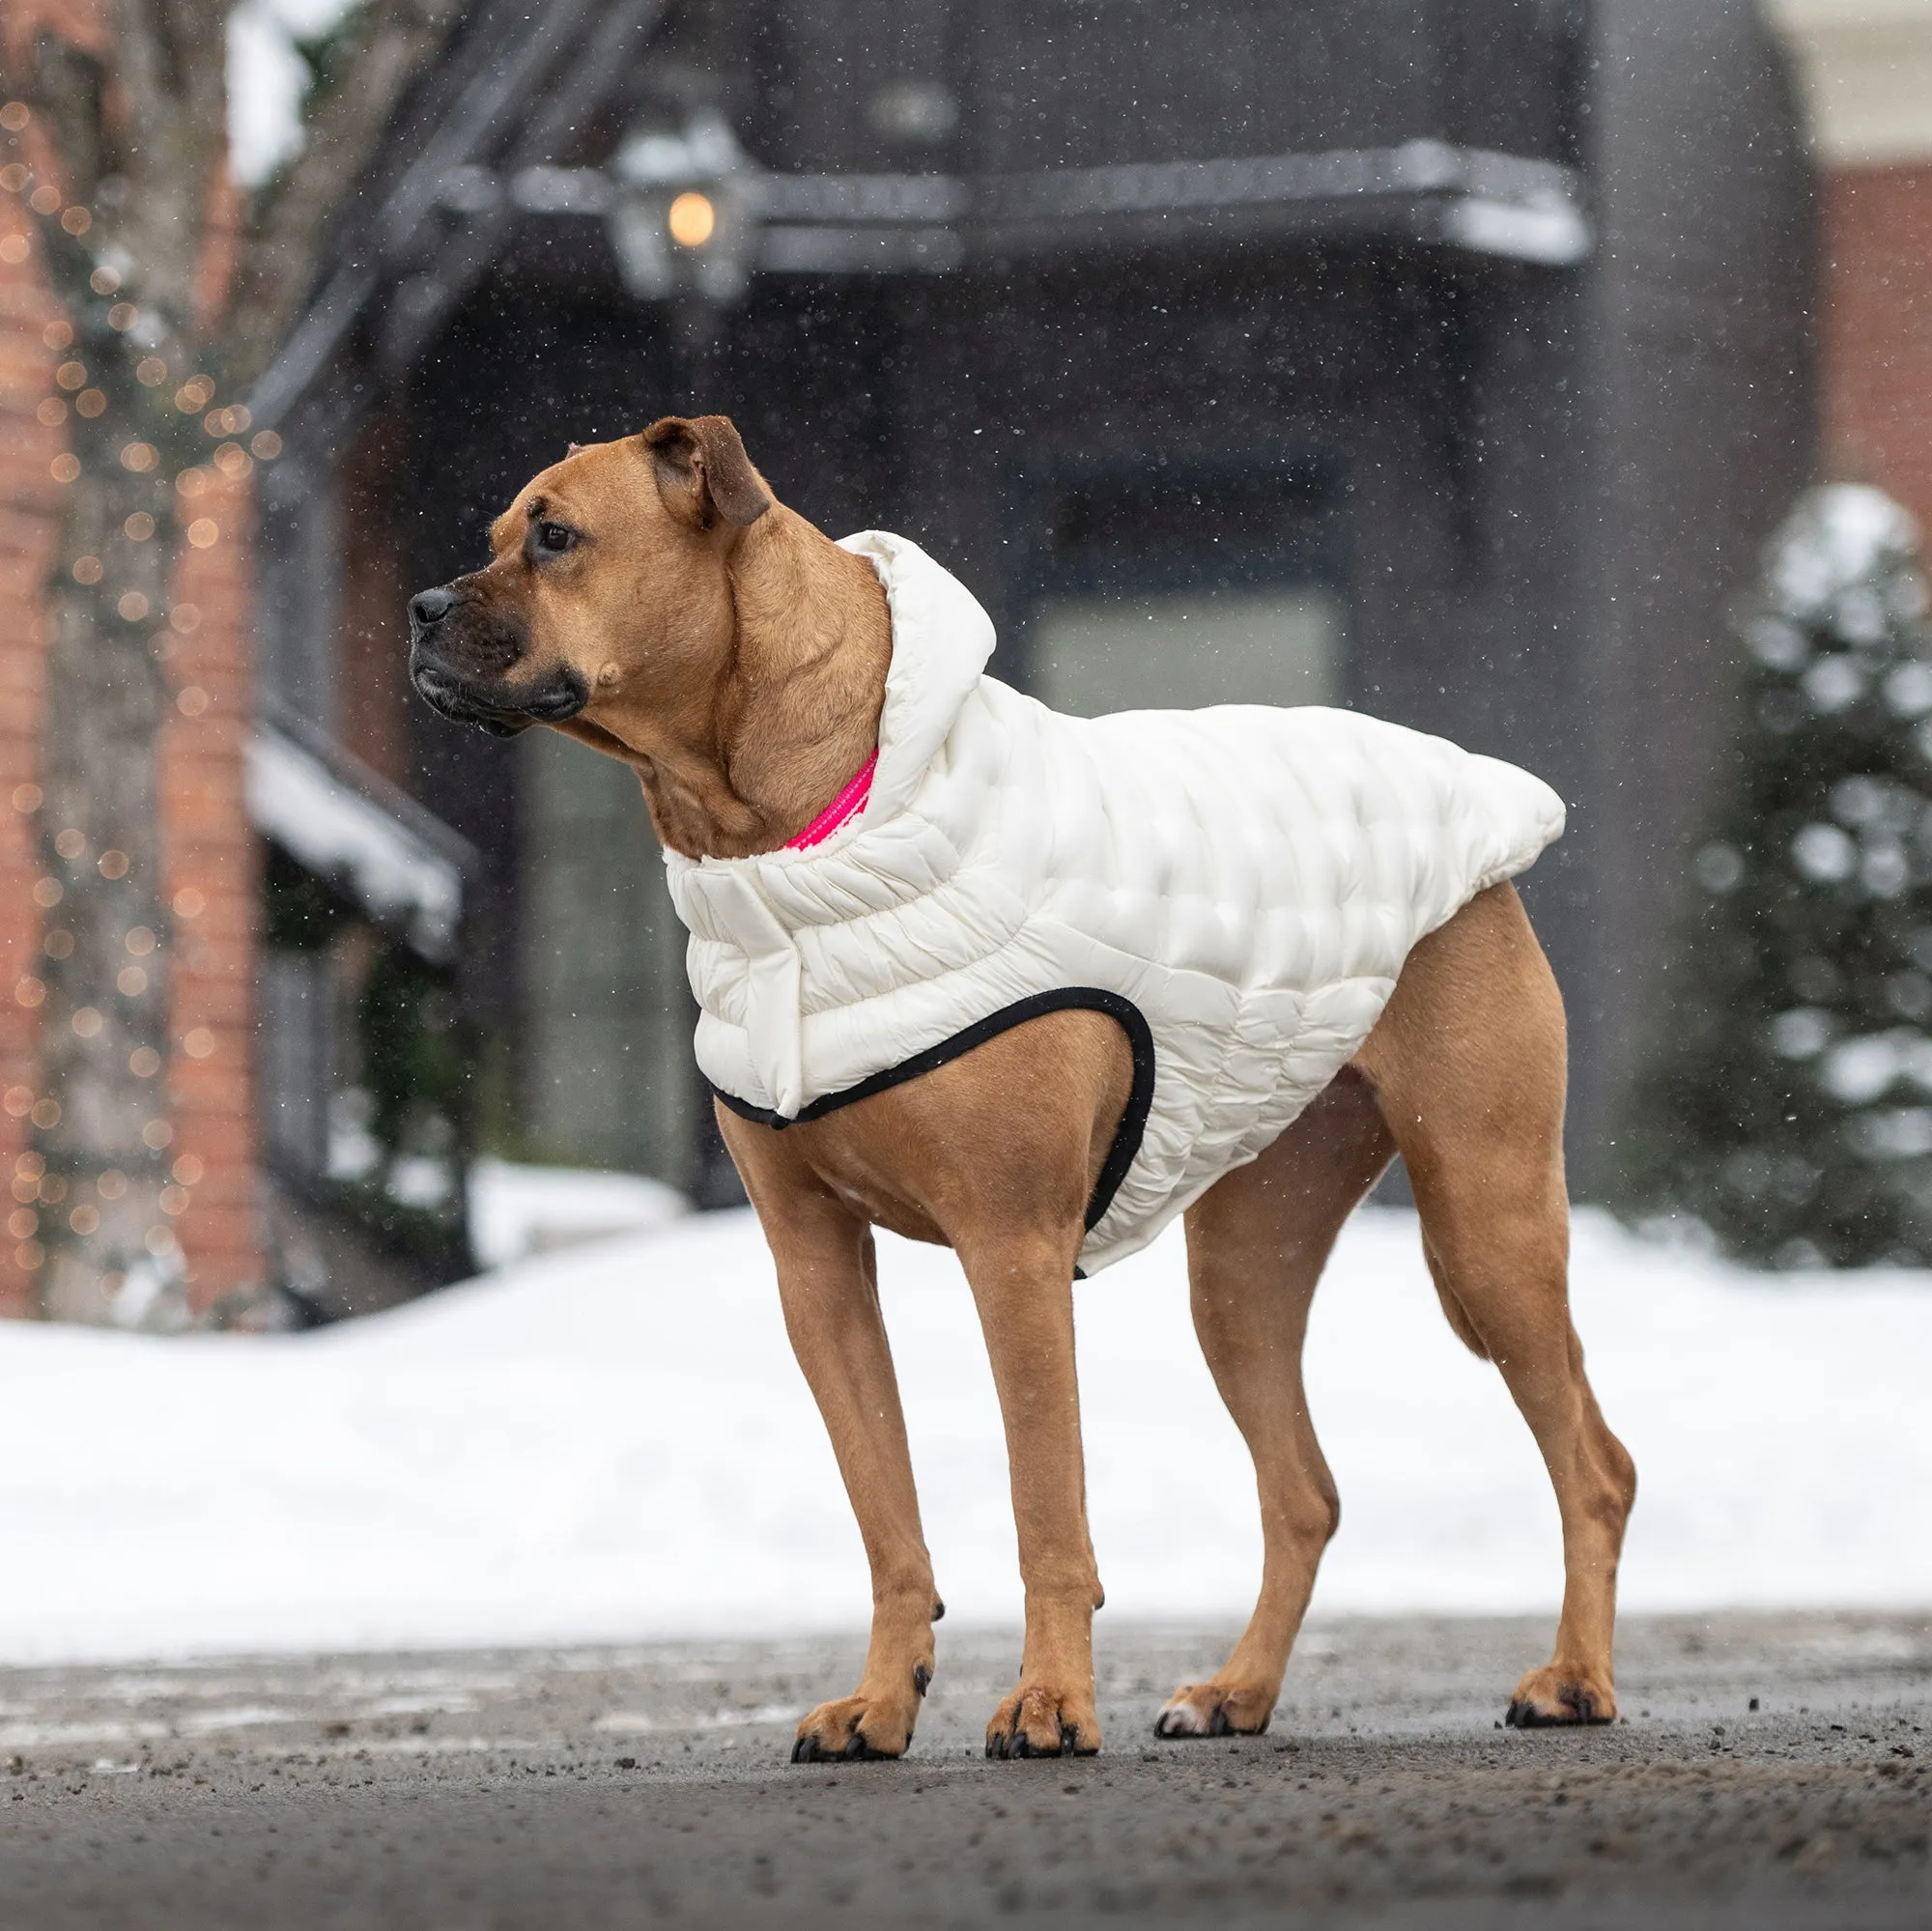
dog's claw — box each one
[987,1717,1093,1759]
[793,1724,898,1764]
[1155,1689,1267,1740]
[1505,1688,1609,1729]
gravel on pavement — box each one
[0,1611,1926,1929]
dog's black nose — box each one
[411,586,456,628]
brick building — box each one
[5,0,1819,1320]
[0,14,472,1322]
[0,244,261,1319]
[1768,0,1932,533]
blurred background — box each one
[11,0,1896,1331]
[1,0,1931,1668]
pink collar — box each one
[784,749,878,850]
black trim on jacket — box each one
[708,987,1156,1242]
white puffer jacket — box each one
[668,532,1564,1273]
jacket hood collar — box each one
[837,531,996,826]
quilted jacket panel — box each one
[667,532,1564,1272]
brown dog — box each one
[409,415,1636,1761]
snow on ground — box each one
[1,1207,1927,1665]
[466,1157,687,1271]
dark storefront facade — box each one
[249,0,1813,1213]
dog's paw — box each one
[1153,1680,1274,1740]
[985,1683,1101,1759]
[1504,1664,1616,1728]
[791,1684,922,1764]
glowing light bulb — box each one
[668,191,716,248]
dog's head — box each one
[407,414,773,740]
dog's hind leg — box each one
[1354,881,1636,1726]
[1155,1067,1396,1739]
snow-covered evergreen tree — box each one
[1624,484,1932,1266]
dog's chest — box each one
[754,1006,1132,1252]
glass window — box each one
[518,732,692,1181]
[1029,582,1344,718]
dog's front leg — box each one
[758,1195,942,1763]
[960,1227,1103,1759]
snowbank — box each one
[466,1157,687,1271]
[1,1207,1926,1664]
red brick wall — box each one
[339,417,412,786]
[165,472,261,1312]
[0,237,59,1318]
[0,201,262,1317]
[1821,163,1932,534]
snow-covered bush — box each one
[1621,484,1932,1265]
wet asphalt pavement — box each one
[0,1612,1926,1929]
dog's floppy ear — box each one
[640,414,772,529]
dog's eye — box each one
[535,523,576,554]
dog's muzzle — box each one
[408,585,587,737]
